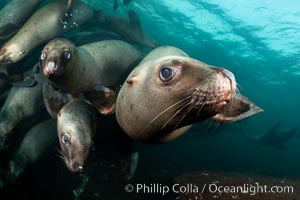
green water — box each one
[1,0,300,199]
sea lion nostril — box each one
[73,163,83,172]
[222,69,236,91]
[47,61,56,70]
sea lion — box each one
[40,39,142,114]
[0,64,45,149]
[0,0,42,42]
[0,0,93,64]
[100,10,158,49]
[113,0,133,10]
[57,99,99,173]
[57,99,138,178]
[67,31,120,46]
[9,119,57,182]
[0,48,42,87]
[249,122,300,150]
[116,46,263,143]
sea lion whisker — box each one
[227,97,236,112]
[206,119,220,133]
[226,89,241,112]
[56,148,68,163]
[196,98,207,119]
[174,89,207,130]
[145,95,192,129]
[236,83,242,90]
[174,99,200,130]
[160,100,193,130]
[57,154,66,162]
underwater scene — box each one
[0,0,299,199]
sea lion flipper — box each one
[84,85,117,115]
[64,0,73,18]
[121,151,138,180]
[114,129,138,180]
[211,95,263,122]
[10,74,37,87]
[43,82,71,119]
[128,10,141,29]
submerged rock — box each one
[175,171,300,200]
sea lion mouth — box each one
[58,148,84,173]
[67,161,84,173]
[63,155,85,173]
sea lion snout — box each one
[200,67,237,106]
[67,160,84,173]
[41,38,74,79]
[45,61,57,74]
[60,142,89,173]
[221,69,236,92]
[0,48,13,64]
[57,100,98,173]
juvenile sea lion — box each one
[57,99,99,172]
[113,0,133,10]
[40,39,142,114]
[249,122,300,150]
[0,0,93,64]
[0,0,42,42]
[0,48,42,87]
[116,46,263,143]
[9,119,57,182]
[67,31,120,46]
[100,10,158,49]
[0,64,45,149]
[57,100,138,178]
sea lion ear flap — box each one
[128,10,141,29]
[212,95,263,122]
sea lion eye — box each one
[160,67,174,81]
[6,56,12,64]
[40,52,46,60]
[62,133,71,144]
[64,51,71,60]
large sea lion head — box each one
[40,38,75,81]
[116,46,263,143]
[57,100,97,173]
